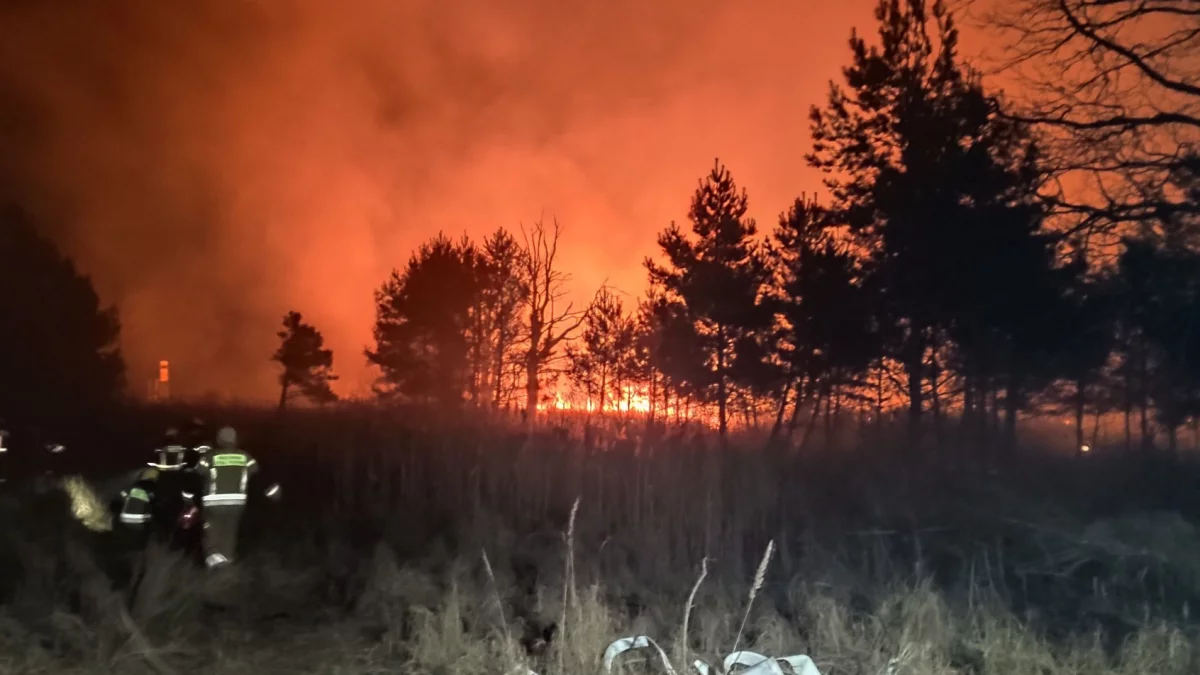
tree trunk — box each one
[469,312,483,405]
[1074,375,1086,454]
[975,379,989,451]
[493,327,508,409]
[962,373,974,436]
[598,369,607,413]
[822,386,833,444]
[907,367,923,442]
[768,375,795,443]
[798,387,825,452]
[874,364,884,439]
[525,356,539,429]
[277,379,290,411]
[648,370,658,424]
[831,386,843,448]
[1123,402,1132,454]
[988,385,1000,456]
[1138,344,1151,450]
[785,378,807,441]
[1003,377,1020,454]
[929,339,942,449]
[1121,342,1132,452]
[1139,398,1150,449]
[905,331,926,450]
[717,326,729,438]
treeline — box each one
[346,0,1200,453]
[363,223,576,418]
[3,1,1197,453]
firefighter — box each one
[108,465,160,591]
[115,466,159,535]
[152,427,188,472]
[147,428,188,542]
[193,426,257,569]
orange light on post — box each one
[150,360,171,402]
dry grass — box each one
[1,405,1199,674]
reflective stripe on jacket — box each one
[196,449,257,505]
[155,444,187,469]
[120,484,153,524]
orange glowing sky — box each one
[0,0,1003,401]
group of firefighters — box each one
[111,421,281,571]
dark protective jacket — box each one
[194,447,258,507]
[153,441,196,533]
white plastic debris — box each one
[691,650,822,675]
[595,636,822,675]
[776,655,822,675]
[602,636,678,675]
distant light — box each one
[1080,444,1091,454]
[159,360,170,383]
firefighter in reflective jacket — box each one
[151,427,193,544]
[116,466,159,537]
[194,426,256,569]
[153,427,188,472]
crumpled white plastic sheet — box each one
[515,635,823,675]
[692,650,821,675]
[603,636,678,674]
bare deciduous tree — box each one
[518,219,586,426]
[974,0,1200,238]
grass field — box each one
[1,405,1198,675]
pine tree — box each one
[808,0,1069,449]
[366,233,481,405]
[0,205,124,429]
[476,228,528,409]
[566,287,635,412]
[272,311,338,408]
[646,160,772,437]
[767,195,879,443]
[1116,237,1200,453]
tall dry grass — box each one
[0,404,1197,674]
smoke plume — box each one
[0,0,879,400]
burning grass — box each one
[1,405,1199,674]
